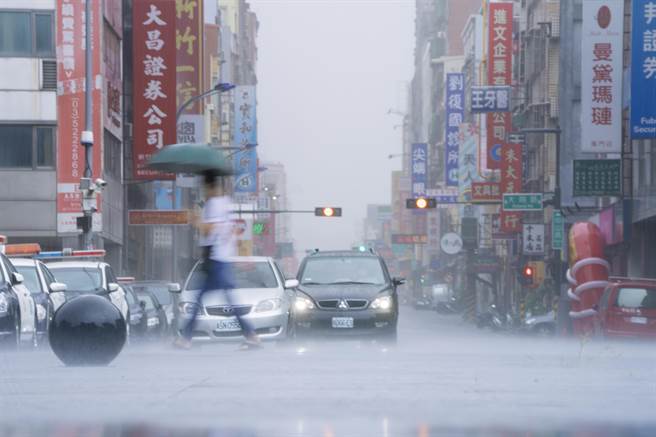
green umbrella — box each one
[146,143,233,176]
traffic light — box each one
[315,207,342,217]
[406,197,437,209]
[520,263,535,286]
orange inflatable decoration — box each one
[567,222,609,335]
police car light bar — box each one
[117,276,135,284]
[5,243,42,257]
[36,249,106,259]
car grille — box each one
[205,305,252,317]
[317,299,369,310]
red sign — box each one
[471,182,501,202]
[500,142,523,233]
[129,210,190,225]
[176,0,204,115]
[392,234,429,245]
[132,0,177,180]
[56,0,103,233]
[486,2,513,170]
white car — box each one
[0,252,38,347]
[175,256,298,342]
[47,261,129,328]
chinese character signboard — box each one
[500,142,523,232]
[503,193,543,211]
[56,0,103,233]
[486,2,513,170]
[471,182,501,202]
[132,0,176,181]
[573,159,621,196]
[581,1,623,152]
[631,0,656,139]
[426,188,458,207]
[470,86,511,113]
[552,210,564,250]
[176,0,203,115]
[523,224,545,255]
[233,86,258,193]
[445,73,464,187]
[392,234,428,245]
[411,143,427,197]
[458,123,480,201]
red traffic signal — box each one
[520,263,535,286]
[406,198,437,209]
[315,207,342,217]
[523,265,534,277]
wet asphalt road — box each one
[1,307,656,437]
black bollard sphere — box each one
[49,294,126,366]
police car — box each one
[44,250,130,335]
[0,237,38,348]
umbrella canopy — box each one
[146,143,233,175]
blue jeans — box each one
[181,259,255,340]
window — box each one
[104,131,122,179]
[0,125,55,169]
[186,262,279,290]
[0,11,54,57]
[49,267,103,293]
[616,288,656,310]
[300,257,387,285]
[15,266,43,294]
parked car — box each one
[131,280,180,330]
[596,278,656,339]
[121,283,147,339]
[0,252,37,348]
[11,258,67,343]
[135,289,168,338]
[293,249,403,341]
[174,257,296,342]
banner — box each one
[471,182,501,202]
[233,86,258,193]
[522,224,545,255]
[458,123,479,201]
[445,73,464,186]
[132,0,177,180]
[486,2,513,170]
[56,0,103,233]
[581,0,623,152]
[411,143,428,197]
[500,142,522,233]
[176,0,203,115]
[631,0,656,138]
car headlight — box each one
[36,304,47,321]
[0,294,7,316]
[178,302,200,315]
[294,296,315,312]
[525,317,536,325]
[255,298,282,313]
[370,295,393,311]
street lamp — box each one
[176,82,236,122]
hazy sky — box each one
[251,0,415,255]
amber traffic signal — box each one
[406,197,437,209]
[315,207,342,217]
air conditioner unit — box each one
[41,59,57,90]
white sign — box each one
[522,224,545,255]
[440,233,463,255]
[581,0,624,153]
[177,114,205,144]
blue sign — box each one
[233,86,258,193]
[154,181,181,210]
[631,0,656,138]
[445,73,464,187]
[411,143,427,197]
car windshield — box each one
[50,267,103,293]
[15,266,42,294]
[133,284,171,305]
[616,287,656,310]
[187,261,279,290]
[137,292,156,310]
[300,257,386,285]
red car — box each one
[596,278,656,339]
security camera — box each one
[94,178,107,188]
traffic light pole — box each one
[80,0,94,250]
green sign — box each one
[573,159,621,197]
[502,193,543,211]
[552,211,564,250]
[253,222,266,235]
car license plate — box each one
[630,316,648,325]
[332,317,354,329]
[217,319,241,331]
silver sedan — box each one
[175,257,298,342]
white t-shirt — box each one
[199,196,236,261]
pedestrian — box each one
[174,171,261,350]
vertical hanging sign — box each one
[486,2,513,170]
[445,73,464,187]
[132,0,176,180]
[233,86,258,193]
[581,0,623,152]
[56,0,103,233]
[500,142,523,233]
[411,143,428,197]
[630,0,656,139]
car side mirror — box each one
[393,277,406,286]
[11,272,24,285]
[592,304,599,312]
[168,282,181,293]
[284,279,299,289]
[49,282,67,293]
[108,282,119,292]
